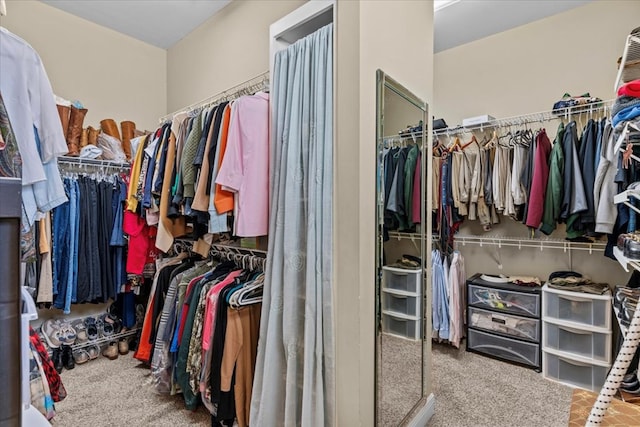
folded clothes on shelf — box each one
[547,275,609,295]
[552,93,603,113]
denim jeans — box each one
[71,179,80,304]
[62,179,79,313]
[52,181,70,310]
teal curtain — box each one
[250,23,334,426]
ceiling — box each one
[40,0,231,49]
[435,0,593,53]
[40,0,593,52]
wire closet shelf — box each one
[159,71,270,123]
[57,156,131,172]
[453,234,606,254]
[433,99,615,137]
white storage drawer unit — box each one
[542,286,611,330]
[382,311,420,341]
[382,266,421,294]
[467,328,540,368]
[543,349,609,392]
[469,306,539,342]
[543,320,612,364]
[382,289,421,318]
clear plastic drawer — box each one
[382,312,420,341]
[467,328,540,368]
[543,286,611,330]
[382,266,421,295]
[543,350,609,392]
[543,321,611,364]
[468,284,540,317]
[469,306,539,342]
[382,290,420,317]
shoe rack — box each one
[45,327,139,356]
[71,328,139,352]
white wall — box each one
[434,0,640,124]
[166,0,305,113]
[433,0,638,286]
[0,0,167,131]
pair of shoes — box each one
[617,233,640,260]
[102,342,119,360]
[41,319,76,347]
[53,345,75,372]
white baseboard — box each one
[407,393,435,427]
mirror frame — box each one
[375,69,432,426]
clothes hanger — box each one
[460,134,478,151]
[448,136,461,153]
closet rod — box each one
[57,156,131,171]
[159,71,269,123]
[211,243,267,258]
[433,99,615,137]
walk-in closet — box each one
[2,1,640,426]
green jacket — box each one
[540,124,565,235]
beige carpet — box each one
[52,355,210,426]
[51,343,573,426]
[428,343,573,427]
[378,334,424,426]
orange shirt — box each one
[213,103,234,214]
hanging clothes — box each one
[525,129,552,229]
[448,251,466,348]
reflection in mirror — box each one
[375,70,430,426]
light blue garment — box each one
[64,178,78,312]
[431,250,450,341]
[613,104,640,128]
[23,127,67,227]
[250,23,333,427]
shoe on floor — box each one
[41,319,62,349]
[61,344,75,370]
[73,349,90,365]
[52,348,64,373]
[87,345,100,360]
[118,338,129,355]
[102,342,119,360]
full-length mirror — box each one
[375,70,431,426]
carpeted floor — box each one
[428,343,572,427]
[51,343,573,426]
[53,355,210,426]
[378,334,424,426]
